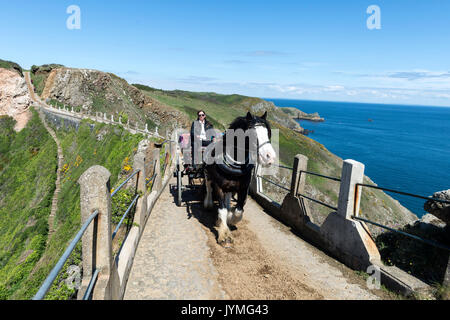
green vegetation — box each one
[29,72,47,97]
[0,108,57,300]
[0,110,144,299]
[0,59,23,77]
[30,64,65,96]
[135,84,265,131]
[376,223,449,287]
[29,120,143,300]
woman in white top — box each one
[190,110,214,166]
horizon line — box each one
[261,96,450,109]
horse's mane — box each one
[228,115,271,134]
[229,116,250,131]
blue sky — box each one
[1,0,450,106]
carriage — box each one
[173,133,207,206]
[173,112,276,246]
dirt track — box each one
[124,177,390,300]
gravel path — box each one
[124,176,386,300]
[124,180,228,300]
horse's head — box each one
[246,111,277,166]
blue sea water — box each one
[266,98,450,218]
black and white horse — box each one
[203,111,277,246]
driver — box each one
[190,110,214,167]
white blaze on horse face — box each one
[255,126,276,165]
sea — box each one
[266,98,450,218]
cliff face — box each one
[40,68,190,131]
[0,68,31,131]
[244,99,303,131]
[280,106,324,121]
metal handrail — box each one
[356,183,450,205]
[258,175,291,192]
[111,169,141,197]
[352,182,450,252]
[275,164,294,171]
[300,170,341,182]
[146,173,157,186]
[112,194,140,240]
[297,193,338,211]
[82,269,99,300]
[33,210,99,300]
[352,215,450,252]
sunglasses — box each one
[198,114,205,117]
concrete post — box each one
[119,116,122,124]
[152,148,162,191]
[320,159,380,270]
[337,160,365,219]
[279,154,316,238]
[77,165,115,300]
[444,256,450,287]
[133,140,149,228]
[250,164,262,195]
[111,115,114,123]
[290,154,308,196]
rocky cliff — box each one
[243,100,304,131]
[0,67,31,131]
[39,67,190,132]
[280,106,324,121]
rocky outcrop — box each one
[40,68,190,131]
[424,190,450,225]
[280,107,324,122]
[0,68,31,131]
[245,100,304,131]
[0,59,23,77]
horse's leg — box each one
[216,188,233,245]
[229,183,248,226]
[203,173,214,209]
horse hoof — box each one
[220,238,233,248]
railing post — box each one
[250,163,263,195]
[337,160,364,219]
[290,154,308,196]
[152,148,162,191]
[279,154,313,235]
[77,165,114,300]
[133,140,149,228]
[320,159,380,270]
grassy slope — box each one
[1,113,144,300]
[0,59,23,77]
[0,109,57,299]
[134,85,245,131]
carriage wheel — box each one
[176,164,182,206]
